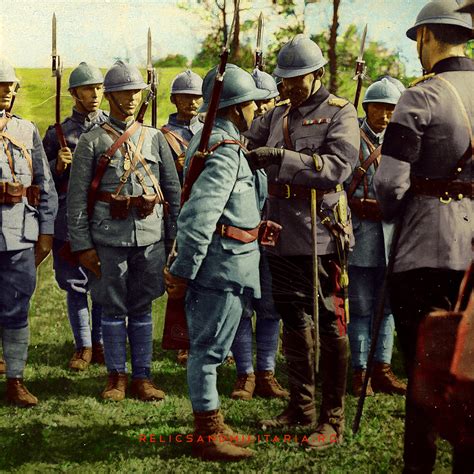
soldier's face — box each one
[0,82,16,111]
[366,102,396,133]
[107,89,142,118]
[282,72,316,107]
[73,84,104,113]
[255,98,276,117]
[171,94,203,120]
[237,101,257,132]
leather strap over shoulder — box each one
[161,126,189,157]
[207,139,248,154]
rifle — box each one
[162,0,240,351]
[7,84,19,113]
[147,28,158,128]
[352,24,368,110]
[51,13,67,149]
[136,87,155,124]
[255,12,264,71]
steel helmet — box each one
[68,62,104,90]
[251,69,279,100]
[103,60,147,93]
[406,0,473,40]
[457,0,474,13]
[274,34,327,79]
[199,63,269,113]
[377,75,406,95]
[0,59,19,83]
[362,78,402,112]
[171,69,203,95]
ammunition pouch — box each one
[109,194,131,220]
[136,194,157,219]
[348,197,382,221]
[258,220,282,247]
[26,185,40,207]
[0,182,41,207]
[97,191,160,220]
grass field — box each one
[0,68,454,473]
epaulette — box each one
[275,98,291,107]
[328,97,348,108]
[409,73,435,88]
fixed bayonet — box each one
[146,28,158,127]
[255,12,264,70]
[353,24,368,110]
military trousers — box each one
[390,268,468,474]
[185,281,252,412]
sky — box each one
[0,0,429,76]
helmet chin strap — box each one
[108,92,133,119]
[419,27,428,75]
[236,105,248,132]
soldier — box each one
[0,58,58,406]
[346,78,407,396]
[230,68,288,402]
[164,64,269,460]
[43,62,107,372]
[245,34,360,449]
[67,61,180,402]
[161,70,203,185]
[374,1,473,471]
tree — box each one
[155,54,189,68]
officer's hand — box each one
[245,147,284,172]
[78,248,101,279]
[56,147,73,175]
[175,153,186,173]
[35,234,53,267]
[164,266,187,299]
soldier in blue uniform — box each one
[43,62,107,372]
[0,59,58,406]
[245,35,360,449]
[374,1,473,471]
[346,78,406,396]
[161,70,203,185]
[230,68,288,401]
[164,64,269,460]
[67,61,180,402]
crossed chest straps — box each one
[0,114,40,207]
[160,126,189,158]
[89,122,167,220]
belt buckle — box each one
[220,224,227,237]
[284,184,291,199]
[357,166,367,174]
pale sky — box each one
[0,0,428,75]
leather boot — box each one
[101,372,128,401]
[129,378,165,402]
[260,326,317,429]
[308,335,348,450]
[176,349,188,366]
[91,343,105,365]
[352,369,374,397]
[255,371,289,399]
[231,373,256,400]
[0,358,5,375]
[6,378,38,407]
[216,411,255,447]
[371,363,407,395]
[69,347,92,371]
[192,409,254,461]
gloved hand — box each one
[175,153,186,173]
[164,266,188,299]
[56,147,73,175]
[78,248,101,279]
[245,147,284,172]
[35,234,53,267]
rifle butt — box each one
[162,296,190,350]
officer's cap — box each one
[171,70,203,95]
[69,62,104,90]
[103,60,147,93]
[251,69,279,100]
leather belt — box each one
[96,191,160,206]
[268,183,343,200]
[0,182,40,207]
[215,223,260,243]
[411,176,473,202]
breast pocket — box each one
[101,154,124,185]
[12,140,34,186]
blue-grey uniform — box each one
[43,107,107,353]
[374,1,473,470]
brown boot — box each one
[308,335,349,450]
[352,369,374,397]
[176,349,188,366]
[129,378,165,402]
[231,373,255,400]
[255,371,289,399]
[216,412,255,447]
[6,378,38,407]
[371,363,407,395]
[91,343,105,365]
[0,358,5,375]
[260,327,317,429]
[101,372,128,401]
[69,347,92,371]
[192,409,254,461]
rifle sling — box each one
[161,126,189,157]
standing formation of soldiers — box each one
[0,0,472,470]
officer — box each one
[0,58,58,406]
[161,69,203,185]
[164,64,268,461]
[67,61,180,402]
[374,1,473,472]
[43,62,107,372]
[246,34,360,449]
[230,68,288,402]
[346,78,406,396]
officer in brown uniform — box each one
[374,1,473,471]
[246,34,360,449]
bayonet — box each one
[353,24,368,110]
[255,12,264,70]
[146,27,158,127]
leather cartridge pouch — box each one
[349,197,382,221]
[109,193,131,220]
[136,194,157,219]
[26,185,40,207]
[258,220,283,247]
[4,182,24,205]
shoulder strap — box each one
[347,144,382,200]
[161,126,188,157]
[208,139,247,154]
[0,128,34,178]
[282,104,293,150]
